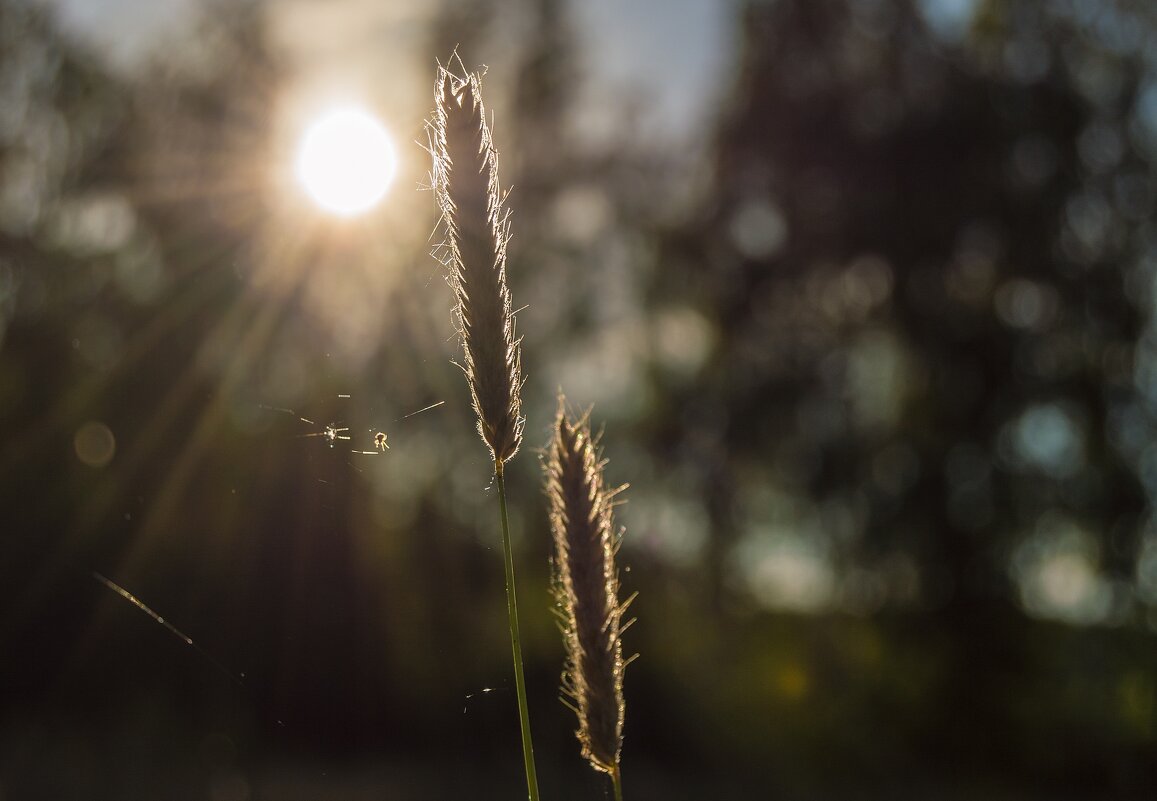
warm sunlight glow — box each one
[296,108,396,216]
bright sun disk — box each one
[296,107,396,216]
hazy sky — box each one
[37,0,737,142]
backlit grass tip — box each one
[431,63,523,469]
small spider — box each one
[373,431,389,452]
[322,425,351,448]
[298,421,350,448]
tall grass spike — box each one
[545,400,630,776]
[432,63,523,468]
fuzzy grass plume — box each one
[432,63,523,469]
[545,401,632,793]
[431,58,539,801]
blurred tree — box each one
[635,0,1157,790]
[649,0,1155,624]
[0,0,132,637]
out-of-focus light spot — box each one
[1138,446,1157,497]
[74,421,115,467]
[629,491,708,569]
[295,108,396,216]
[1134,82,1157,146]
[945,256,994,305]
[729,197,787,260]
[0,155,43,235]
[731,527,835,612]
[1009,402,1085,479]
[844,255,893,311]
[1117,671,1156,734]
[1136,530,1157,606]
[551,186,611,244]
[1132,339,1157,410]
[1107,401,1147,461]
[651,306,714,378]
[1081,335,1120,379]
[847,329,910,431]
[1003,39,1051,84]
[737,476,802,528]
[994,278,1058,331]
[917,0,979,42]
[1113,172,1154,222]
[1012,513,1112,625]
[114,241,165,305]
[1062,191,1114,261]
[1036,553,1098,613]
[1078,120,1124,174]
[552,320,648,417]
[815,257,894,324]
[774,663,810,700]
[49,193,136,255]
[1071,52,1126,108]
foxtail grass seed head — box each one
[545,401,630,775]
[432,64,523,468]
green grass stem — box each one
[496,463,540,801]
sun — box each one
[295,107,397,216]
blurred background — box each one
[2,0,1157,798]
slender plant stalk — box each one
[546,401,632,796]
[432,61,538,801]
[497,464,540,801]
